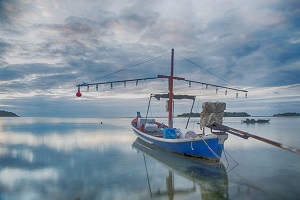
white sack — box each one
[200,101,226,129]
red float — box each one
[76,89,82,97]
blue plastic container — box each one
[163,128,177,139]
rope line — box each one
[222,149,238,173]
[175,52,240,89]
[88,52,170,83]
[202,137,221,161]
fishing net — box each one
[200,101,226,129]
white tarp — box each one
[200,101,226,129]
[137,118,156,129]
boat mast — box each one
[168,49,174,128]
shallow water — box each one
[0,117,299,200]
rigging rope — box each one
[88,52,170,84]
[192,98,201,130]
[222,149,238,173]
[202,137,221,161]
[144,80,153,118]
[175,52,241,89]
[143,154,153,198]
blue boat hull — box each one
[132,126,226,161]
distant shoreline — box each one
[0,110,19,117]
[273,112,300,117]
[177,111,300,118]
[177,112,250,118]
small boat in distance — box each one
[241,118,270,124]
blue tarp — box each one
[163,128,177,139]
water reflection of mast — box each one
[143,154,153,198]
[143,153,196,200]
[153,170,196,200]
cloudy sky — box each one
[0,0,299,117]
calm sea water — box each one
[0,117,300,200]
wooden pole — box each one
[168,49,174,128]
[209,123,300,155]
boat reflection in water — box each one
[132,138,228,200]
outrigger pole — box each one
[208,123,300,155]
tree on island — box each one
[223,112,250,117]
[273,112,300,117]
[177,112,200,117]
[177,112,250,117]
[0,110,19,117]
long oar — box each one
[208,123,300,155]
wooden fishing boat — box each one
[76,49,300,160]
[131,96,229,161]
[76,49,247,161]
[128,49,244,161]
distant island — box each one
[0,110,19,117]
[273,112,300,117]
[177,112,250,117]
[177,112,200,117]
[223,112,251,117]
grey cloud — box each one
[0,0,20,25]
[0,63,78,95]
[0,0,38,36]
[0,40,12,54]
[119,8,159,31]
[0,0,300,117]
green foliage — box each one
[177,112,200,117]
[0,110,19,117]
[177,112,250,117]
[273,112,300,117]
[224,112,250,117]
